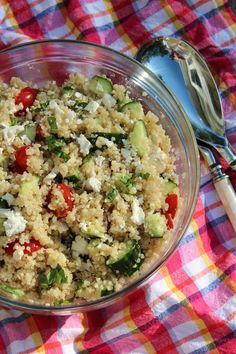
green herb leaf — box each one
[10,117,20,126]
[101,287,114,297]
[76,279,83,291]
[0,284,24,297]
[136,172,150,180]
[58,151,70,162]
[48,116,58,134]
[46,135,70,162]
[32,101,49,112]
[39,265,68,290]
[70,101,87,112]
[82,154,92,164]
[105,187,118,203]
[54,299,70,306]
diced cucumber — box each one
[89,75,113,97]
[66,171,82,190]
[62,86,75,96]
[81,225,104,239]
[0,217,6,236]
[118,91,131,109]
[145,212,166,238]
[107,240,143,276]
[19,175,40,197]
[120,101,144,120]
[129,120,148,158]
[19,123,37,141]
[164,180,177,195]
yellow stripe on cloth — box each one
[104,1,137,55]
[26,316,46,353]
[161,265,218,353]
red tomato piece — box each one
[15,87,38,115]
[4,238,42,256]
[48,183,74,219]
[36,125,45,140]
[15,145,31,173]
[164,212,173,230]
[165,193,178,219]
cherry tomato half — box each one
[164,212,174,230]
[36,125,45,140]
[48,183,74,219]
[4,238,42,256]
[15,145,31,173]
[165,193,178,219]
[15,87,38,115]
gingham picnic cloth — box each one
[0,1,235,353]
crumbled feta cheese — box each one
[87,177,101,192]
[72,236,88,257]
[43,168,58,185]
[0,209,27,237]
[75,92,82,98]
[85,101,100,113]
[80,222,88,231]
[121,148,132,163]
[49,100,58,109]
[2,125,24,143]
[76,134,92,156]
[131,198,144,225]
[66,109,76,120]
[95,156,105,167]
[1,193,15,206]
[102,93,116,108]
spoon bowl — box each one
[135,37,236,170]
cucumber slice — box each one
[164,180,177,195]
[120,101,144,120]
[0,217,6,236]
[129,120,148,158]
[81,225,104,239]
[19,175,40,197]
[89,75,113,97]
[107,240,143,276]
[19,123,37,141]
[145,212,166,238]
[118,91,131,109]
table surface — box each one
[0,1,235,354]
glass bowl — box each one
[0,40,200,315]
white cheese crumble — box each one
[121,148,132,163]
[66,109,76,120]
[131,198,144,225]
[0,209,27,237]
[95,156,105,167]
[1,193,15,206]
[43,167,59,186]
[76,134,92,156]
[102,93,116,108]
[72,236,88,258]
[87,176,101,192]
[75,92,82,98]
[85,100,100,113]
[2,124,24,144]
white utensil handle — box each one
[214,176,236,231]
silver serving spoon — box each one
[136,37,236,231]
[135,37,236,170]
